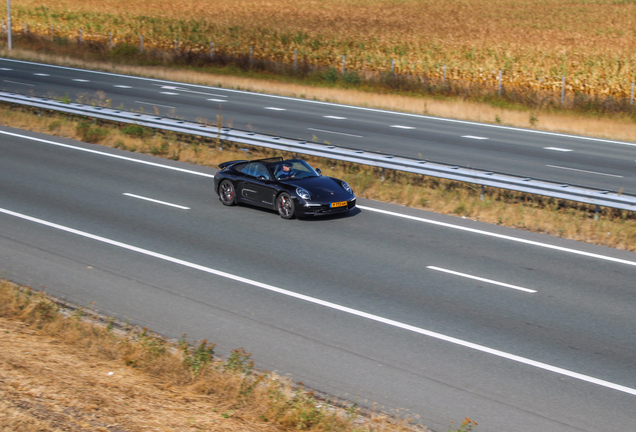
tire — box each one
[218,180,237,206]
[277,192,296,219]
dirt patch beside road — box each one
[0,316,278,432]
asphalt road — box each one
[1,58,636,195]
[1,126,635,432]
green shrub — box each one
[121,124,152,138]
[76,121,109,143]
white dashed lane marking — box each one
[324,116,347,120]
[390,125,415,129]
[123,193,190,210]
[463,135,489,140]
[544,147,573,152]
[264,107,286,111]
[427,266,537,293]
[159,85,227,98]
[114,85,132,88]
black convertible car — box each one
[214,157,356,219]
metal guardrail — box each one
[2,91,636,212]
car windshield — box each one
[268,159,319,181]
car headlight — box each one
[296,187,311,200]
[341,181,352,193]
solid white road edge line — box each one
[546,165,623,178]
[123,193,190,210]
[427,266,537,293]
[134,101,176,109]
[1,206,635,397]
[307,128,363,138]
[358,205,636,267]
[0,130,216,178]
[5,57,636,148]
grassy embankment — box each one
[2,279,458,432]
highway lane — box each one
[1,126,635,431]
[1,58,636,195]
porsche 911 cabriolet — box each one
[214,157,356,219]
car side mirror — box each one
[316,168,322,175]
[257,175,268,181]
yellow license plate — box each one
[330,201,347,208]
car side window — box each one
[233,162,248,172]
[241,162,270,180]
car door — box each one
[238,162,277,207]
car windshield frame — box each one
[268,159,319,181]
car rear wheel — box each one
[219,180,237,206]
[277,192,295,219]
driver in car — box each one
[278,162,297,179]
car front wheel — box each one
[277,192,295,219]
[219,180,237,206]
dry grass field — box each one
[6,0,636,97]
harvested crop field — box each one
[6,0,636,97]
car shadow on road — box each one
[297,207,362,222]
[229,202,362,221]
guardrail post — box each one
[498,70,502,98]
[109,31,113,48]
[342,54,346,75]
[6,0,12,50]
[50,25,54,41]
[480,185,485,200]
[250,45,254,67]
[381,167,385,182]
[23,22,27,35]
[140,34,143,52]
[78,28,82,44]
[443,64,446,86]
[594,205,600,221]
[561,76,565,106]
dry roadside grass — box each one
[0,317,273,432]
[0,280,423,432]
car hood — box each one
[286,176,353,200]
